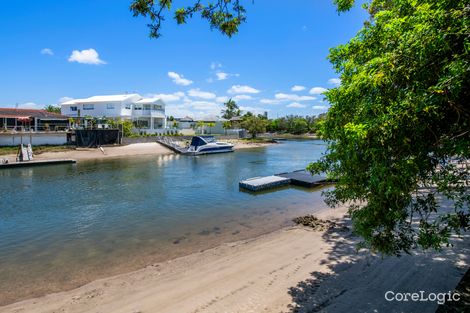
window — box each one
[134,105,142,110]
[107,103,115,110]
[70,106,77,112]
[153,105,162,110]
[143,104,151,111]
[83,104,94,110]
[125,104,131,110]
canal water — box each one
[0,140,329,305]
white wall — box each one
[0,133,68,146]
[61,101,126,118]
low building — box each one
[195,116,228,135]
[0,108,70,146]
[60,94,167,134]
[0,108,69,131]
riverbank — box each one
[1,204,467,313]
[0,140,274,162]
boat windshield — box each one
[190,136,208,148]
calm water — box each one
[0,140,328,305]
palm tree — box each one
[221,99,240,119]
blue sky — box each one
[0,0,367,118]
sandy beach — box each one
[0,140,274,162]
[0,204,467,313]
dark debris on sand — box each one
[293,215,348,232]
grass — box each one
[0,145,75,156]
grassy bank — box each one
[0,145,75,156]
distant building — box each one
[60,94,167,133]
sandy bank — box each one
[1,205,467,313]
[0,140,274,162]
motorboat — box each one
[187,136,234,155]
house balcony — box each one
[132,109,165,118]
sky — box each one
[0,0,368,119]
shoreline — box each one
[0,140,275,162]
[0,206,349,313]
[1,204,468,313]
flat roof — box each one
[135,98,164,105]
[61,94,141,105]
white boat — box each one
[187,136,234,155]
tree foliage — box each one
[241,115,268,139]
[107,119,134,137]
[44,105,61,114]
[309,0,470,255]
[266,115,325,134]
[130,0,246,38]
[221,98,241,119]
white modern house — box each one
[60,94,167,133]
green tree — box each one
[221,98,241,119]
[130,0,246,38]
[308,0,470,254]
[241,115,268,139]
[223,121,232,134]
[44,105,61,114]
[107,119,134,137]
[291,118,309,135]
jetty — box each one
[155,136,188,154]
[239,170,329,192]
[0,159,76,169]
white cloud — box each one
[233,94,253,101]
[309,87,328,95]
[165,99,222,119]
[260,98,282,105]
[147,92,185,102]
[291,85,306,92]
[328,78,341,87]
[68,48,106,65]
[312,105,329,110]
[59,97,74,103]
[227,85,260,94]
[190,101,220,111]
[274,93,316,101]
[188,88,216,99]
[287,102,307,108]
[16,102,43,109]
[41,48,54,56]
[216,96,229,103]
[239,106,268,115]
[216,72,229,80]
[168,71,193,86]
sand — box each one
[1,141,274,162]
[1,205,468,313]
